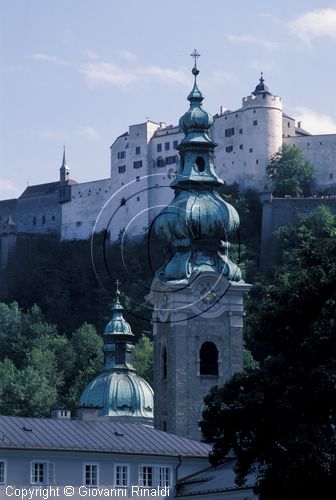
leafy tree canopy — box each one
[266,144,314,197]
[201,206,336,499]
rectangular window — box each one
[133,161,142,169]
[158,467,171,488]
[253,120,258,126]
[166,155,177,165]
[139,466,153,487]
[165,142,170,151]
[31,462,54,485]
[225,146,233,153]
[173,140,178,149]
[156,157,165,168]
[287,122,291,128]
[0,461,6,484]
[239,144,243,150]
[256,159,259,164]
[157,143,162,152]
[117,151,126,159]
[118,165,126,174]
[224,127,234,138]
[249,148,253,153]
[33,216,36,226]
[135,146,141,155]
[84,464,98,486]
[42,216,46,224]
[239,128,243,134]
[115,465,129,487]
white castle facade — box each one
[1,75,336,244]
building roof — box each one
[176,460,256,497]
[0,415,211,457]
[19,180,77,199]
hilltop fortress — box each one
[1,75,336,253]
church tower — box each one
[58,147,72,203]
[148,53,251,440]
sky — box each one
[1,0,336,200]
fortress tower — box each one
[241,73,283,188]
[148,54,251,440]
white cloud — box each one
[290,8,336,45]
[82,62,137,86]
[248,60,274,72]
[82,61,189,87]
[32,53,67,65]
[295,107,336,134]
[225,33,279,51]
[211,70,237,85]
[0,179,22,199]
[77,126,99,140]
[85,49,100,61]
[117,49,137,62]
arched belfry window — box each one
[195,156,205,172]
[200,342,218,376]
[161,346,167,380]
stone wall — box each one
[260,195,336,269]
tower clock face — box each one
[191,274,230,317]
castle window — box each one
[52,216,55,221]
[307,142,310,146]
[195,156,205,172]
[256,159,259,164]
[165,142,170,151]
[133,160,142,169]
[235,113,238,118]
[253,109,256,114]
[135,146,141,155]
[162,347,167,380]
[115,465,129,487]
[200,342,218,376]
[166,155,177,165]
[249,148,253,153]
[42,216,45,225]
[33,216,36,226]
[239,128,243,134]
[173,140,179,149]
[118,165,126,174]
[84,464,98,487]
[225,146,233,153]
[136,176,140,181]
[225,127,234,138]
[287,122,291,128]
[157,157,165,168]
[162,420,167,432]
[139,466,153,487]
[76,221,82,227]
[157,143,162,152]
[0,460,7,484]
[239,144,243,150]
[117,151,126,159]
[253,120,258,126]
[320,142,323,145]
[137,196,140,201]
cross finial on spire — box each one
[190,49,200,68]
[115,279,121,297]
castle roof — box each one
[0,415,210,457]
[20,180,77,199]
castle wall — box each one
[16,193,61,234]
[260,195,336,269]
[284,134,336,192]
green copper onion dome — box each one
[79,282,154,424]
[154,53,242,282]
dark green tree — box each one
[201,206,336,499]
[133,334,154,385]
[266,144,314,197]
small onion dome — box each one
[154,190,240,242]
[104,286,133,337]
[79,371,154,423]
[179,81,214,133]
[252,73,272,96]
